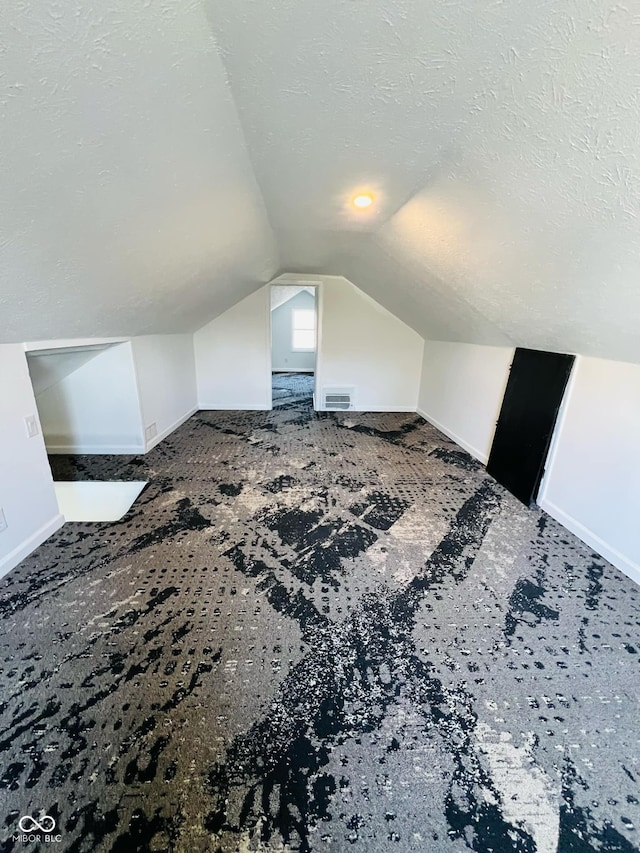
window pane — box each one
[293,309,315,331]
[293,330,314,350]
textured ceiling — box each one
[0,0,277,344]
[208,0,640,363]
[270,286,316,312]
[2,0,640,361]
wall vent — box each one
[322,386,355,411]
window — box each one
[292,309,315,351]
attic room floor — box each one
[1,384,639,852]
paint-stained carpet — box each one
[1,379,639,852]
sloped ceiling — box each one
[2,0,640,362]
[0,0,277,344]
[26,346,111,395]
[270,286,316,312]
[208,0,640,363]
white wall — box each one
[271,290,316,372]
[539,355,640,583]
[417,340,514,463]
[27,346,108,394]
[195,287,271,410]
[195,276,424,412]
[132,335,198,451]
[317,277,424,411]
[417,342,639,583]
[35,343,144,453]
[0,345,63,578]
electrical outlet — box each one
[145,423,157,441]
[0,508,7,534]
[25,415,39,438]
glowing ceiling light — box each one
[352,193,374,209]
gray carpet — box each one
[271,372,314,407]
[1,377,639,852]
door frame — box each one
[268,282,321,410]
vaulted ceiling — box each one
[2,0,639,362]
[0,0,276,342]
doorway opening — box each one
[25,343,148,522]
[270,284,317,410]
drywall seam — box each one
[144,407,198,453]
[538,496,640,588]
[416,407,488,465]
[0,514,65,580]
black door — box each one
[487,348,574,506]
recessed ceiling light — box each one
[352,193,374,209]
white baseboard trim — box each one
[538,497,640,587]
[198,403,271,411]
[360,406,418,413]
[415,407,640,587]
[416,408,488,464]
[46,443,145,455]
[0,514,65,579]
[317,405,417,413]
[144,407,198,453]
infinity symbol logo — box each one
[18,815,56,833]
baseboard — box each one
[272,369,314,374]
[198,402,271,411]
[538,497,640,587]
[46,443,145,455]
[144,407,198,453]
[0,514,65,579]
[318,405,418,413]
[415,407,640,586]
[361,406,418,413]
[416,408,488,464]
